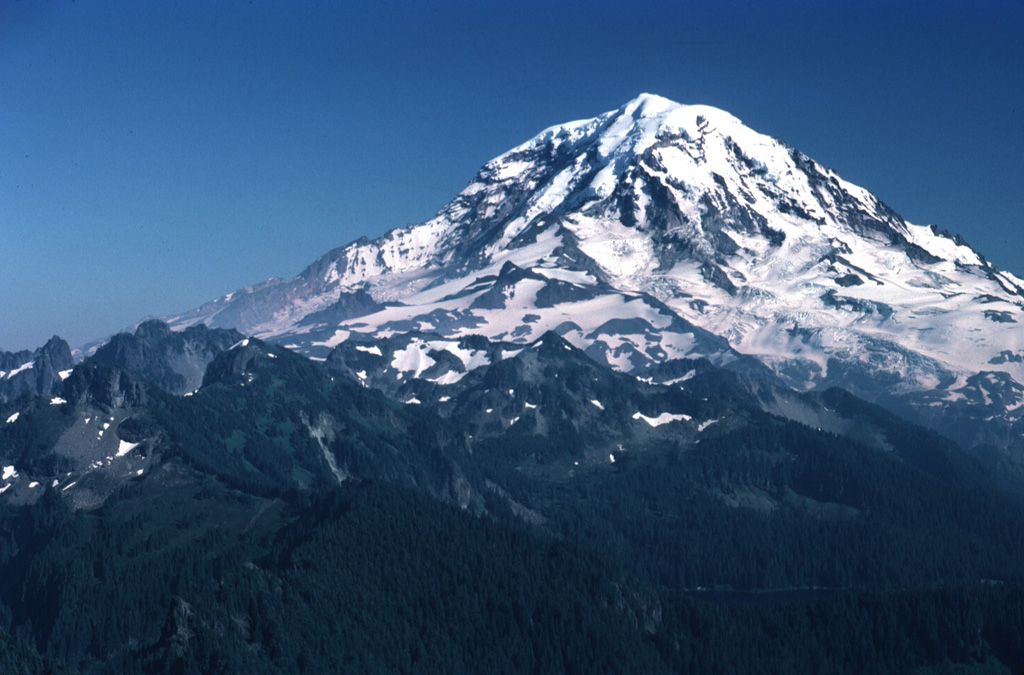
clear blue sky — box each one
[2,0,1022,350]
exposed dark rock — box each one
[91,321,243,395]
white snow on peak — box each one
[355,344,383,356]
[2,466,16,481]
[590,399,604,410]
[151,94,1024,431]
[623,92,678,117]
[5,413,18,424]
[50,397,67,405]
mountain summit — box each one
[166,94,1024,460]
[5,96,1024,672]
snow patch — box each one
[426,340,490,371]
[312,329,350,349]
[430,370,466,385]
[50,397,67,405]
[4,361,34,379]
[355,344,383,356]
[5,413,18,424]
[391,341,436,377]
[632,411,691,427]
[58,369,73,380]
[117,440,139,457]
[590,400,604,410]
[663,370,697,385]
[2,466,17,480]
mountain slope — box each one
[0,337,74,405]
[90,320,244,396]
[4,323,1024,671]
[163,93,1024,464]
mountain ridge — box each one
[149,93,1024,466]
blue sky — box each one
[2,0,1022,350]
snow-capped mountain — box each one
[164,94,1024,461]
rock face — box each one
[91,320,244,395]
[158,93,1023,462]
[0,336,74,403]
[61,361,148,410]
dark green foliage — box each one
[0,477,671,673]
[2,477,1022,674]
[133,482,670,674]
[654,585,1024,675]
[4,331,1024,672]
[479,414,1024,592]
[0,624,70,674]
[0,397,75,473]
[0,468,281,673]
